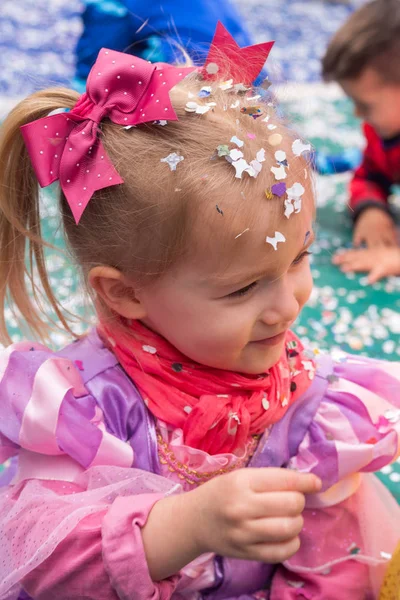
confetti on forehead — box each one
[266,231,286,250]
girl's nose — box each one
[259,280,300,327]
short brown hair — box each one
[322,0,400,82]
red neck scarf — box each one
[98,319,315,455]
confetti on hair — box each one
[267,124,277,130]
[220,79,233,91]
[256,148,266,162]
[268,133,283,146]
[247,133,256,139]
[160,152,184,171]
[229,148,244,161]
[206,62,219,75]
[241,106,262,118]
[271,164,287,180]
[232,158,256,178]
[265,189,274,200]
[235,228,250,239]
[275,150,287,166]
[216,205,224,215]
[292,139,312,157]
[175,188,182,192]
[217,144,230,157]
[247,94,261,101]
[231,135,244,148]
[234,83,251,93]
[271,182,286,196]
[284,183,305,218]
[198,86,212,98]
[250,160,262,176]
[153,120,168,126]
[266,231,286,250]
[185,101,216,114]
[231,100,240,109]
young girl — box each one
[0,24,399,600]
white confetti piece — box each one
[275,150,287,163]
[250,159,263,176]
[230,135,244,148]
[287,182,305,198]
[271,164,287,180]
[266,231,286,250]
[229,148,244,161]
[247,94,261,101]
[267,124,277,130]
[262,396,270,410]
[142,345,157,354]
[292,138,312,156]
[256,148,266,162]
[230,100,240,109]
[220,79,233,90]
[185,101,216,115]
[232,158,255,178]
[160,152,184,171]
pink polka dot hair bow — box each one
[21,24,273,224]
[21,49,195,223]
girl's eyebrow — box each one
[210,230,315,288]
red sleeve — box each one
[349,123,393,216]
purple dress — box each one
[0,328,399,600]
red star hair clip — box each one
[202,21,274,85]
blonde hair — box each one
[0,73,306,345]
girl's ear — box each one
[88,266,147,320]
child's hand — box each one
[333,245,400,283]
[353,207,397,248]
[192,467,321,564]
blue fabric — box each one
[75,0,252,81]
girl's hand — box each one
[191,467,321,564]
[142,468,321,582]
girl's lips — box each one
[252,331,287,346]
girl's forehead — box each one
[187,170,315,280]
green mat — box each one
[1,90,399,500]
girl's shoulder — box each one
[0,329,148,474]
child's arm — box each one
[333,245,400,283]
[349,123,397,248]
[2,463,320,599]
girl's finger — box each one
[246,491,306,519]
[241,515,304,545]
[247,535,301,564]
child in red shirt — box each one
[322,0,400,283]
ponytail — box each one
[0,88,79,345]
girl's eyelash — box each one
[293,250,312,265]
[228,251,312,298]
[229,281,258,298]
